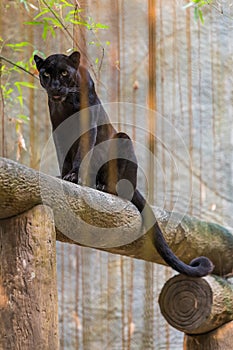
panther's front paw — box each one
[63,172,81,184]
[96,183,106,192]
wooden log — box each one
[184,321,233,350]
[1,157,233,275]
[159,274,233,335]
[0,157,142,250]
[0,205,59,350]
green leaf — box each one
[198,9,204,23]
[7,41,31,48]
[69,19,89,27]
[42,22,49,40]
[42,17,63,28]
[16,82,37,89]
[16,95,23,107]
[65,12,75,22]
[60,0,74,7]
[14,82,22,92]
[17,114,30,122]
[0,64,6,73]
[194,6,199,20]
[34,8,51,20]
[94,23,109,29]
[14,81,37,107]
[1,85,13,100]
[5,87,13,96]
[194,6,204,22]
[6,41,32,51]
[49,26,56,38]
[24,21,43,26]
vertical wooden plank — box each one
[148,0,156,204]
[186,10,194,214]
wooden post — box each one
[184,321,233,350]
[0,205,59,350]
[159,274,233,350]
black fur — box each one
[35,51,214,277]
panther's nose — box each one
[51,80,62,92]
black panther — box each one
[34,51,214,277]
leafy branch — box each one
[24,0,109,77]
[183,0,233,23]
[1,0,110,122]
[0,45,40,127]
[0,0,111,160]
[0,55,39,80]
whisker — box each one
[68,88,80,93]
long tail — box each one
[131,190,214,277]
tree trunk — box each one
[159,274,233,335]
[0,205,59,350]
[184,321,233,350]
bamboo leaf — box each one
[17,114,30,122]
[16,82,37,89]
[42,22,49,40]
[94,23,109,29]
[198,9,204,23]
[194,6,199,20]
[42,17,63,28]
[16,95,23,107]
[6,42,32,51]
[60,0,76,7]
[34,8,50,20]
[24,21,43,26]
[49,25,56,38]
[69,19,89,27]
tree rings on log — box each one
[159,274,233,335]
[159,275,212,334]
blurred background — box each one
[1,0,233,349]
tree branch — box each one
[0,55,39,79]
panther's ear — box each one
[34,55,44,70]
[68,51,81,68]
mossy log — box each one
[1,157,233,275]
[159,274,233,335]
[0,205,59,350]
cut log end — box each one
[159,274,233,335]
[159,275,212,334]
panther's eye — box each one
[43,72,50,77]
[61,70,68,77]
